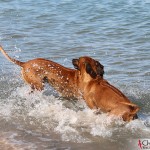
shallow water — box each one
[0,0,150,150]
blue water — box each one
[0,0,150,149]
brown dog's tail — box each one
[119,101,140,114]
[0,45,24,67]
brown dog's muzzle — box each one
[72,59,80,70]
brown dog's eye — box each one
[96,61,103,68]
[95,62,99,66]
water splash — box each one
[0,85,149,143]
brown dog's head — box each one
[72,56,104,79]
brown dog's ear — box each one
[86,63,97,79]
[72,59,80,70]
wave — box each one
[0,85,150,143]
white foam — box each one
[0,85,150,143]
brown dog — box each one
[73,58,140,121]
[0,46,104,98]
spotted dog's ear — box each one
[72,59,80,70]
[86,63,97,79]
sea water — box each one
[0,0,150,149]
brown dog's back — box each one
[83,79,140,121]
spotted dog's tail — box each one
[0,45,24,67]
